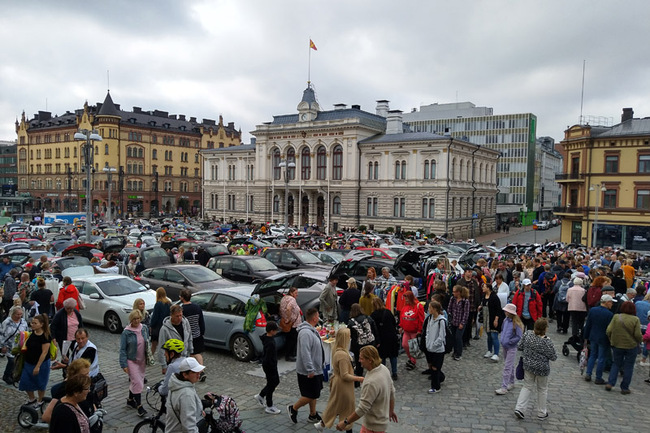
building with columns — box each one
[203,85,500,238]
[15,92,241,217]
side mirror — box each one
[89,293,101,300]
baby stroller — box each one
[562,333,584,361]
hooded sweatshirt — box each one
[156,316,193,366]
[295,321,324,376]
[55,284,81,310]
[425,315,446,353]
[165,374,203,433]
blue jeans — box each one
[608,347,637,390]
[487,331,500,356]
[586,340,610,380]
[382,356,398,375]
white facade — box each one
[202,88,500,238]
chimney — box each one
[333,103,347,110]
[351,104,361,110]
[133,106,142,113]
[385,110,403,135]
[622,107,634,122]
[178,114,186,121]
[376,100,390,117]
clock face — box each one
[301,113,308,121]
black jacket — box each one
[51,308,84,348]
[260,334,277,370]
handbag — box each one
[146,342,155,366]
[408,336,423,359]
[90,372,108,405]
[515,356,524,380]
[279,317,293,333]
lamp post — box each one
[589,183,607,249]
[278,159,295,237]
[103,166,117,223]
[74,129,102,239]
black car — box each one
[328,256,405,291]
[252,269,330,318]
[261,248,330,271]
[206,255,278,283]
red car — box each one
[355,247,399,260]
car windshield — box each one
[206,245,228,255]
[383,249,399,259]
[141,248,168,261]
[247,259,278,272]
[96,278,147,296]
[56,256,91,270]
[293,250,321,264]
[182,266,222,283]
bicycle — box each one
[133,380,166,433]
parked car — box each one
[72,274,156,333]
[252,269,331,316]
[355,247,400,260]
[311,250,350,265]
[328,256,405,291]
[136,264,235,301]
[261,248,330,271]
[184,286,275,362]
[206,255,278,283]
[537,220,550,230]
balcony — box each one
[553,206,584,214]
[554,173,584,182]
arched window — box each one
[368,162,373,180]
[273,194,280,213]
[452,158,457,180]
[400,160,406,179]
[374,162,379,179]
[152,149,157,160]
[104,144,109,155]
[301,147,311,180]
[395,161,401,179]
[332,145,343,180]
[424,160,429,179]
[138,148,144,158]
[467,160,472,181]
[272,148,281,180]
[459,160,464,181]
[287,147,296,180]
[127,147,132,157]
[430,160,436,179]
[332,196,341,215]
[316,146,326,180]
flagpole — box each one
[308,39,311,84]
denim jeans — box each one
[452,325,464,357]
[487,331,500,356]
[586,340,610,380]
[382,357,398,375]
[608,347,637,390]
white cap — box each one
[522,278,532,285]
[179,357,205,373]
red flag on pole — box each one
[309,39,317,51]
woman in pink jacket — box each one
[566,277,587,339]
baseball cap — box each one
[522,278,532,285]
[600,294,614,303]
[179,357,205,373]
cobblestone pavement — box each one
[1,316,646,433]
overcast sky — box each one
[2,0,650,144]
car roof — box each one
[71,274,140,283]
[265,269,329,281]
[196,285,256,298]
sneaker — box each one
[265,406,281,415]
[421,369,432,375]
[537,412,549,420]
[506,383,515,391]
[584,375,591,382]
[137,406,147,417]
[495,388,508,395]
[287,405,298,424]
[594,378,605,385]
[639,361,650,367]
[126,398,137,409]
[428,388,439,394]
[621,389,631,395]
[405,362,415,371]
[514,410,525,419]
[254,394,265,407]
[314,421,325,431]
[308,412,322,422]
[490,354,499,362]
[605,384,612,391]
[453,355,462,361]
[33,400,43,409]
[483,351,492,358]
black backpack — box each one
[442,318,454,354]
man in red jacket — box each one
[511,279,543,330]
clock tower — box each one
[297,82,320,122]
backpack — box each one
[349,316,376,347]
[541,273,556,295]
[204,393,243,433]
[585,285,602,309]
[557,280,570,302]
[442,318,454,354]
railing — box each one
[553,206,584,213]
[554,173,584,180]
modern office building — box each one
[202,86,500,237]
[555,107,650,249]
[15,92,241,217]
[402,102,542,226]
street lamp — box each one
[278,159,295,237]
[589,183,607,248]
[103,166,117,223]
[74,129,102,239]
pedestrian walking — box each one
[420,301,446,394]
[287,308,325,424]
[605,301,643,394]
[119,310,150,417]
[180,289,206,381]
[18,313,51,408]
[495,303,523,395]
[254,321,282,415]
[320,276,340,323]
[165,357,206,433]
[150,287,171,355]
[370,297,400,380]
[514,318,557,421]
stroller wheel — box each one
[562,345,570,357]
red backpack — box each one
[585,285,602,308]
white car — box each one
[72,274,156,333]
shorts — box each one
[192,336,205,355]
[297,373,323,400]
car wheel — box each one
[104,311,123,334]
[230,333,254,362]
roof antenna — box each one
[579,60,586,124]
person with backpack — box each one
[0,305,28,385]
[349,303,379,379]
[541,271,557,320]
[420,301,447,394]
[584,276,611,311]
[553,271,572,334]
[398,292,424,371]
[566,278,587,339]
[495,303,524,395]
[512,279,543,331]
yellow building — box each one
[555,108,650,249]
[15,92,241,218]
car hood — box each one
[62,265,97,278]
[101,289,157,310]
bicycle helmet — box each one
[162,338,185,354]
